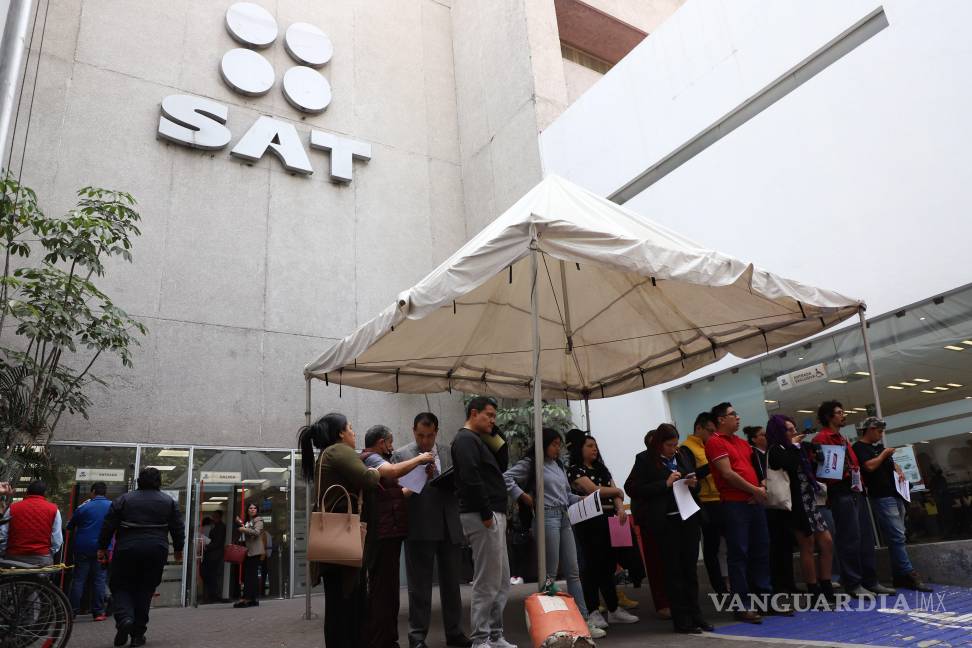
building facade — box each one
[541,0,972,581]
[0,0,682,604]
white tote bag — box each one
[765,467,792,511]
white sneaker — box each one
[509,576,524,585]
[588,609,608,629]
[587,618,607,638]
[472,642,490,648]
[490,637,517,648]
[607,607,640,624]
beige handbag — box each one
[307,458,367,567]
[765,466,792,511]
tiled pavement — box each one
[67,582,972,648]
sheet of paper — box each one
[568,489,603,525]
[398,464,429,494]
[816,444,846,480]
[673,479,700,521]
[896,475,911,503]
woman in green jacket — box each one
[299,412,380,647]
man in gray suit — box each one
[393,412,471,648]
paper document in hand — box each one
[896,476,911,503]
[673,479,700,520]
[568,490,603,525]
[398,465,429,494]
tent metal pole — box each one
[304,377,313,620]
[530,242,547,591]
[583,397,591,432]
[858,308,883,418]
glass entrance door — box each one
[137,446,192,607]
[188,449,292,604]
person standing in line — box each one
[67,482,112,620]
[299,413,382,647]
[765,415,836,603]
[393,412,471,648]
[627,424,712,634]
[504,427,606,640]
[814,401,896,597]
[0,480,62,567]
[201,509,226,603]
[705,403,782,623]
[451,396,516,648]
[852,417,932,592]
[568,434,639,631]
[233,503,264,608]
[99,468,184,647]
[681,412,728,594]
[745,426,769,485]
[359,424,435,648]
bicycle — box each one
[0,559,74,648]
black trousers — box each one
[201,553,222,601]
[574,515,618,613]
[766,509,796,593]
[405,539,464,645]
[321,565,365,648]
[109,544,167,637]
[658,514,702,630]
[364,537,403,648]
[243,555,260,601]
[700,502,727,593]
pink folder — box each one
[608,516,633,547]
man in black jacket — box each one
[99,468,184,647]
[451,396,515,648]
[201,509,226,603]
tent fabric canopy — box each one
[304,175,862,400]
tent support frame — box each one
[530,241,547,591]
[304,377,313,620]
[859,307,883,417]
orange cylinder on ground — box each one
[523,592,595,648]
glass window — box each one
[665,282,972,546]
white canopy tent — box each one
[300,174,879,614]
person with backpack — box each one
[504,427,605,639]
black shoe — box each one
[695,620,715,632]
[446,635,472,648]
[733,611,762,624]
[410,642,429,648]
[233,601,248,608]
[675,625,703,634]
[114,620,133,647]
[246,600,259,607]
[131,636,146,647]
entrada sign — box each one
[156,3,370,182]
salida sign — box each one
[157,2,370,182]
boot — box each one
[819,580,837,605]
[893,571,933,593]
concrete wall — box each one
[4,0,470,448]
[540,0,972,484]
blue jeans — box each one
[830,491,877,589]
[70,552,107,615]
[873,497,914,576]
[722,501,770,598]
[818,506,841,581]
[539,506,588,618]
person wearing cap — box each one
[814,401,895,597]
[852,417,932,592]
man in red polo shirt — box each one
[705,402,775,623]
[0,480,63,567]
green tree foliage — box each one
[0,174,146,481]
[463,394,575,463]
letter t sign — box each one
[310,131,372,183]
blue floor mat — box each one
[714,586,972,646]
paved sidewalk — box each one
[67,583,822,648]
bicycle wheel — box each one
[0,576,73,648]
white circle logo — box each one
[220,2,332,114]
